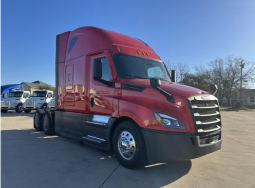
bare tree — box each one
[181,73,210,91]
[38,84,55,94]
[195,56,255,99]
[165,61,190,83]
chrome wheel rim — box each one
[43,115,49,131]
[118,131,136,160]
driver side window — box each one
[23,93,29,98]
[94,57,112,81]
[47,93,53,98]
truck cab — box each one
[23,90,53,113]
[34,26,222,168]
[1,90,30,113]
[47,98,55,109]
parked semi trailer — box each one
[23,90,54,113]
[1,84,23,99]
[34,26,222,168]
[1,90,30,113]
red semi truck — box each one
[34,26,222,168]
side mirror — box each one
[150,78,161,88]
[93,60,102,80]
[210,84,218,95]
[171,70,176,83]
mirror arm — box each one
[154,87,175,103]
[95,78,115,87]
[150,78,175,103]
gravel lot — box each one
[1,111,255,188]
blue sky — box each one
[1,0,255,86]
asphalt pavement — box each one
[1,111,255,188]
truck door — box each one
[65,64,75,108]
[82,52,116,141]
[88,52,115,116]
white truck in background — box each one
[23,90,54,113]
[47,98,55,109]
[1,90,30,113]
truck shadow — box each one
[1,128,191,188]
[1,111,35,117]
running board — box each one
[82,135,107,145]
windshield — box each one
[9,92,23,97]
[32,91,47,97]
[114,54,171,81]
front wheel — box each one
[113,121,147,169]
[41,104,47,110]
[1,109,8,113]
[15,104,23,113]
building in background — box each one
[235,89,255,108]
[1,81,55,99]
[21,81,52,94]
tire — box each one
[1,109,8,113]
[15,104,23,113]
[24,110,31,113]
[34,111,43,131]
[41,104,47,110]
[113,121,147,169]
[43,112,55,135]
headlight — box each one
[154,112,186,129]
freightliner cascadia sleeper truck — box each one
[34,26,222,168]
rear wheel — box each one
[24,109,31,113]
[41,104,47,110]
[113,121,147,169]
[43,112,55,135]
[15,104,23,113]
[34,111,43,131]
[1,109,8,113]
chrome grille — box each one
[1,101,10,108]
[26,101,35,108]
[188,95,222,133]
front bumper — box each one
[142,129,221,163]
[23,107,38,110]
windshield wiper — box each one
[125,74,148,79]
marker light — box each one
[154,112,185,129]
[137,51,141,55]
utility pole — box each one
[240,60,245,103]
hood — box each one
[27,97,46,102]
[2,97,21,103]
[123,79,209,98]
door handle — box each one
[90,97,94,107]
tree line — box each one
[166,56,255,100]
